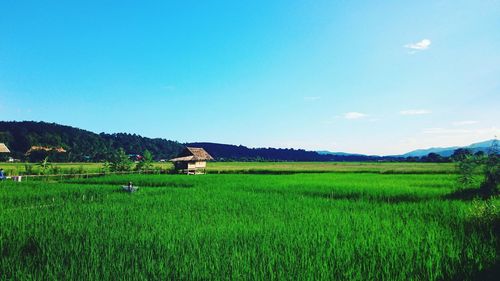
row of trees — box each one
[107,149,155,172]
[407,148,487,163]
[17,149,158,176]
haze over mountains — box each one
[0,121,495,162]
[397,140,495,158]
[318,140,495,158]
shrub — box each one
[480,154,499,196]
[456,155,479,189]
[24,163,34,175]
[109,148,133,172]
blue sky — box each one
[0,0,499,155]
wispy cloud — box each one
[304,96,321,101]
[422,128,470,134]
[399,109,431,115]
[452,120,478,126]
[422,127,499,136]
[404,39,431,51]
[344,112,367,119]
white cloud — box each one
[344,112,367,119]
[304,96,321,101]
[452,120,478,126]
[404,39,431,51]
[422,128,470,134]
[399,109,431,115]
[422,127,500,136]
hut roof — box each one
[170,147,214,162]
[0,143,10,153]
[25,146,67,155]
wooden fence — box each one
[8,170,168,182]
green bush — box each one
[480,154,499,196]
[109,148,132,172]
[455,155,479,189]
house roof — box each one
[0,143,10,153]
[170,147,214,162]
[25,146,67,155]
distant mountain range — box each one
[0,121,495,162]
[317,140,495,158]
[316,151,365,157]
[398,140,495,157]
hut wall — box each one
[195,161,206,168]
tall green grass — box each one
[0,173,498,280]
[0,161,457,176]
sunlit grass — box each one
[0,172,497,280]
[0,161,456,176]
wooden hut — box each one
[0,143,10,153]
[170,147,214,174]
[25,146,66,155]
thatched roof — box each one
[0,143,10,153]
[170,147,214,162]
[26,146,67,155]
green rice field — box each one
[0,161,456,176]
[0,164,498,280]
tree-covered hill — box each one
[186,142,399,162]
[0,121,183,161]
[2,121,488,163]
[0,121,402,162]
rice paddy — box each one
[0,165,498,280]
[0,161,456,176]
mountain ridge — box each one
[0,121,495,161]
[399,140,495,157]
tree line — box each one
[0,121,495,163]
[0,121,184,162]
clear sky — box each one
[1,0,499,155]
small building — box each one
[0,143,10,153]
[25,146,66,155]
[128,154,143,162]
[7,157,20,163]
[170,147,214,174]
[25,146,67,162]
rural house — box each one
[170,147,214,174]
[25,146,67,155]
[25,146,68,162]
[0,143,10,153]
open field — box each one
[0,165,498,280]
[205,161,456,174]
[0,161,456,176]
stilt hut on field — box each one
[0,143,10,153]
[0,143,10,162]
[170,147,213,174]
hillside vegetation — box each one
[0,121,494,163]
[0,121,183,161]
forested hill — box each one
[0,121,404,162]
[0,121,183,161]
[186,142,396,162]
